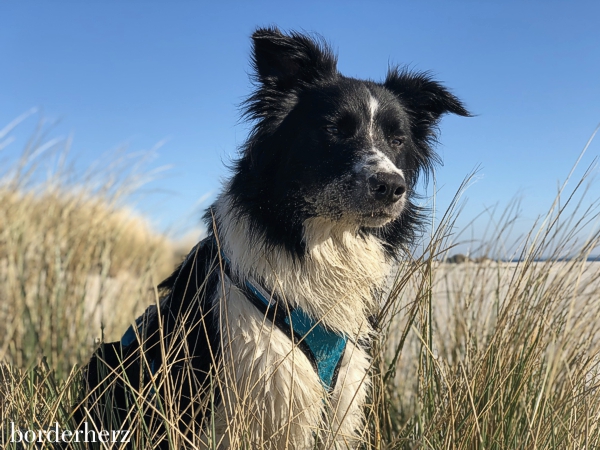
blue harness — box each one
[120,239,348,392]
[219,251,348,392]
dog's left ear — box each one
[385,68,471,134]
[251,27,338,91]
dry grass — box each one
[371,132,600,448]
[1,116,599,449]
[0,116,175,378]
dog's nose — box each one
[368,173,406,203]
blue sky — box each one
[2,1,599,254]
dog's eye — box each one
[324,125,340,135]
[391,137,404,147]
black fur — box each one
[73,240,221,448]
[73,26,469,448]
[228,27,469,259]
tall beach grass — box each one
[0,115,175,378]
[1,116,599,448]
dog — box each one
[78,27,469,449]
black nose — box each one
[368,173,406,203]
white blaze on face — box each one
[355,92,404,178]
[368,94,378,141]
[363,149,404,177]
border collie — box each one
[79,27,469,449]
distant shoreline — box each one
[444,256,600,263]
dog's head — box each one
[225,27,469,257]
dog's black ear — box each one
[251,27,337,90]
[385,68,470,133]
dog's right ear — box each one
[251,27,338,90]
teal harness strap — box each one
[285,308,348,391]
[119,240,349,392]
[220,249,347,392]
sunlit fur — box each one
[193,27,470,449]
[205,196,380,448]
[81,26,469,450]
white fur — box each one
[205,194,390,449]
[368,94,379,141]
[357,148,404,178]
[355,92,404,181]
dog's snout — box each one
[368,173,406,203]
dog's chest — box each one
[209,209,390,447]
[210,274,373,449]
[217,210,391,336]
